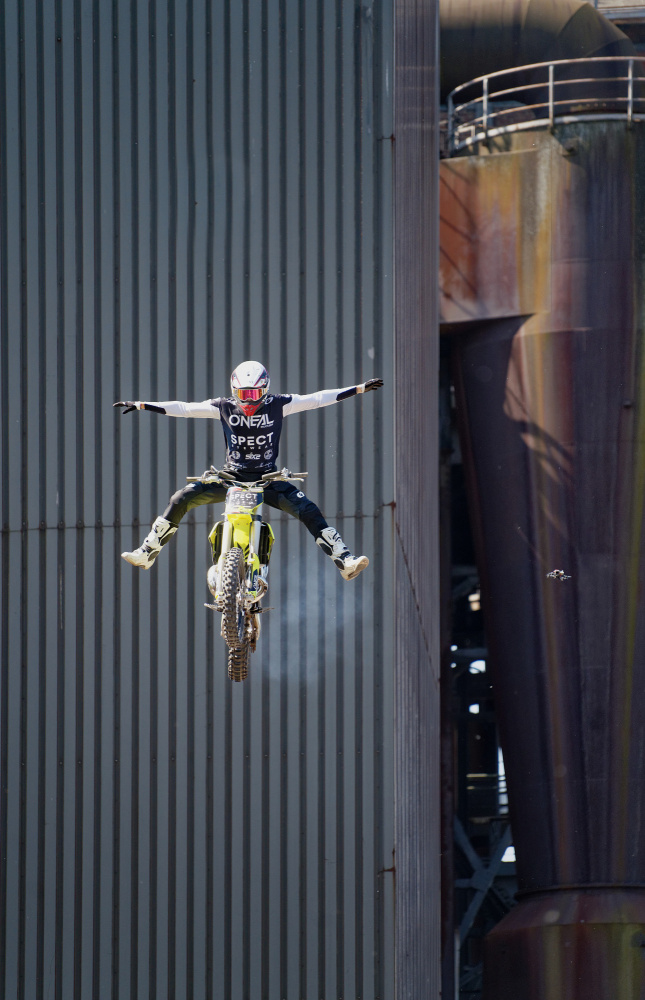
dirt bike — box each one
[185,466,308,682]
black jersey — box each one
[210,394,290,474]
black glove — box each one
[113,400,138,414]
[363,378,383,392]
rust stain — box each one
[440,143,551,325]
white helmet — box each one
[230,360,270,415]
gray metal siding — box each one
[0,0,438,997]
[393,2,441,997]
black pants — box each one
[162,479,329,539]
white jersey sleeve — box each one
[142,399,221,419]
[283,386,356,416]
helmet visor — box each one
[235,386,265,402]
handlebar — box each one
[186,466,308,486]
[261,468,308,483]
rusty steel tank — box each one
[441,115,645,997]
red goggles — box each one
[235,386,265,402]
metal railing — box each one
[447,56,645,154]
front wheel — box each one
[228,644,249,682]
[221,547,246,650]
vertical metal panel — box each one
[1,0,443,997]
[394,2,441,999]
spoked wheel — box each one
[227,644,249,682]
[221,547,247,650]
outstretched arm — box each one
[283,378,383,415]
[337,378,383,401]
[113,399,221,419]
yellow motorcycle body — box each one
[186,467,305,682]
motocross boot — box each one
[121,516,177,569]
[316,526,369,581]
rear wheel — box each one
[221,547,246,650]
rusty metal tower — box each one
[441,4,645,995]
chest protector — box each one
[211,394,292,474]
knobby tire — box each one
[228,644,249,682]
[221,547,247,651]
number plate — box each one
[226,488,262,511]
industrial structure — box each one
[3,0,645,997]
[441,1,645,997]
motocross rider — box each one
[114,361,383,581]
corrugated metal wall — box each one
[393,3,441,997]
[0,0,439,998]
